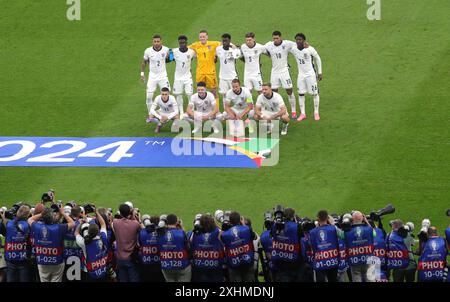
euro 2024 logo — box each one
[41,226,49,240]
[232,227,239,240]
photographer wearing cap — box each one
[112,203,141,282]
[340,211,376,282]
[159,214,191,282]
[268,207,305,282]
[416,226,447,282]
[139,215,164,282]
[27,205,75,282]
[2,205,31,282]
[190,214,225,282]
[220,211,256,282]
[75,209,109,282]
[386,219,416,282]
[309,210,339,282]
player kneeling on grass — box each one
[147,87,180,133]
[254,83,290,135]
[223,79,255,133]
[184,82,223,134]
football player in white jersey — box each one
[290,33,323,121]
[264,31,297,119]
[172,35,196,117]
[185,82,223,134]
[147,87,180,133]
[215,34,241,107]
[240,32,267,94]
[223,79,255,134]
[140,35,171,120]
[254,83,290,135]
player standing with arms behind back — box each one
[215,33,241,106]
[265,31,297,119]
[172,35,196,117]
[189,30,221,107]
[140,35,171,121]
[290,33,323,121]
[240,32,267,94]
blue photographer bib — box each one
[337,237,348,272]
[221,225,254,268]
[309,225,339,270]
[64,219,82,260]
[260,230,276,270]
[301,235,314,266]
[373,227,387,266]
[345,225,374,266]
[83,232,109,279]
[271,221,300,263]
[417,236,447,282]
[5,220,29,262]
[191,227,225,269]
[386,231,409,269]
[139,229,160,265]
[159,228,190,270]
[32,222,67,265]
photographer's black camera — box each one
[5,203,22,220]
[368,204,395,221]
[263,211,273,230]
[221,211,231,231]
[273,205,285,233]
[83,204,96,214]
[300,217,316,233]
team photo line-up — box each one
[1,193,449,283]
[139,30,323,135]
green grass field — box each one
[1,0,449,234]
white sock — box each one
[288,94,296,114]
[299,95,306,115]
[313,94,320,114]
[176,94,184,115]
[146,92,154,114]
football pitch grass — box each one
[1,0,449,233]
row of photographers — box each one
[0,193,449,282]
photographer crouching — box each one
[159,214,191,282]
[220,211,256,282]
[190,214,225,282]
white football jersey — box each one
[189,92,216,114]
[290,45,322,77]
[152,95,178,114]
[225,87,253,111]
[240,43,266,77]
[216,46,241,80]
[143,46,170,80]
[173,48,196,81]
[264,40,296,73]
[256,91,285,112]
